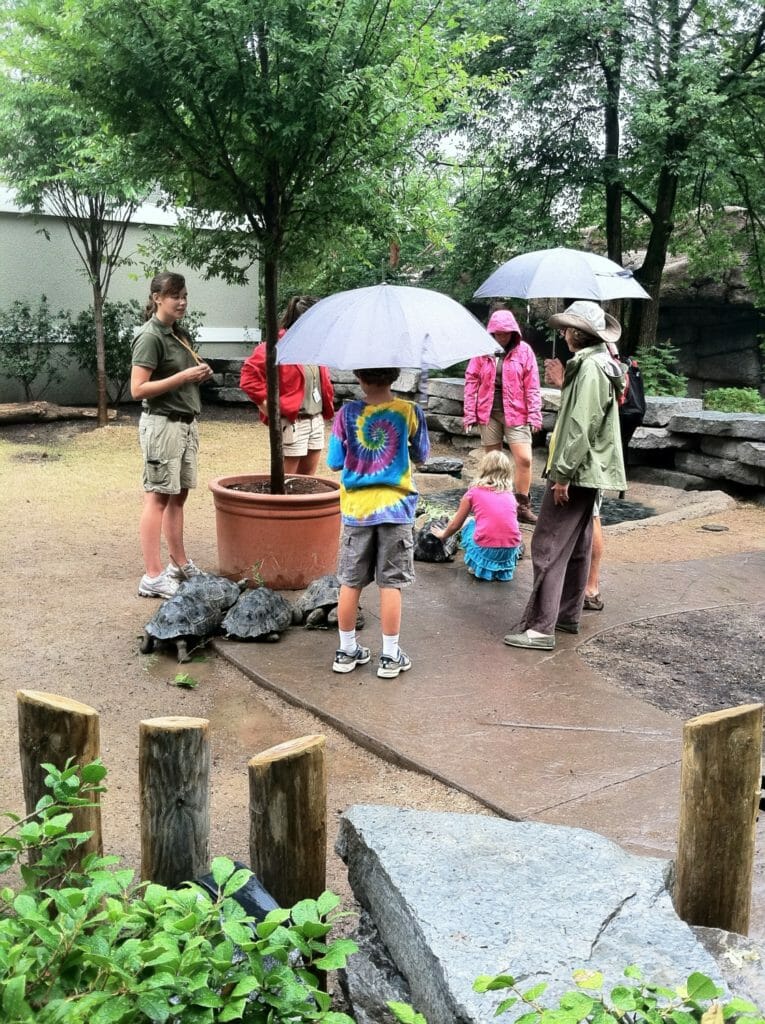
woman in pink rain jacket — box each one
[463,309,542,524]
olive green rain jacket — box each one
[545,343,628,492]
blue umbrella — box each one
[276,283,496,370]
[474,247,650,301]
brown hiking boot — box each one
[516,494,538,525]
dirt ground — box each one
[1,406,763,930]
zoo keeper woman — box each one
[130,271,213,599]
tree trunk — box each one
[92,284,109,427]
[17,690,103,868]
[674,703,762,935]
[139,716,211,886]
[623,157,680,354]
[248,734,327,907]
[263,252,285,494]
[601,32,623,264]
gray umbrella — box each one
[474,247,651,301]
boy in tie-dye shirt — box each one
[327,367,430,679]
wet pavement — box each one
[215,525,765,939]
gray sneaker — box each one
[167,559,203,580]
[377,650,412,679]
[333,645,371,674]
[138,570,179,599]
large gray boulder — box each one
[337,807,729,1024]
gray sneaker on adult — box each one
[332,645,371,674]
[503,631,555,650]
[377,650,412,679]
[138,570,179,599]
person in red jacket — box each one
[239,295,335,475]
[463,309,543,524]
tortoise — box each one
[413,517,459,563]
[222,587,293,642]
[291,574,364,630]
[141,574,245,662]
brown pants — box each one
[520,483,597,634]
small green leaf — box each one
[222,868,251,897]
[211,856,234,888]
[2,974,28,1018]
[474,974,516,993]
[316,890,340,916]
[687,973,721,1001]
[173,672,198,688]
[387,1001,428,1024]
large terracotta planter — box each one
[208,474,341,590]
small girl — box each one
[430,450,522,581]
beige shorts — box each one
[479,418,532,448]
[139,412,199,493]
[337,524,415,589]
[281,414,325,457]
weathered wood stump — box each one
[16,690,103,865]
[0,401,116,424]
[674,703,763,934]
[249,734,326,908]
[139,717,210,887]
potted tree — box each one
[17,0,463,585]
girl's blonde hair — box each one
[473,449,514,492]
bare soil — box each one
[2,405,763,935]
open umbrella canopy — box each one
[474,247,651,301]
[276,283,496,370]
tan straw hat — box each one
[547,300,621,344]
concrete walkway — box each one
[216,543,765,937]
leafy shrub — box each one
[390,964,764,1024]
[0,296,70,401]
[637,341,688,397]
[0,760,356,1022]
[703,387,765,414]
[66,299,142,405]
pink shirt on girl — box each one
[466,487,521,548]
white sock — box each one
[339,629,357,654]
[527,629,549,638]
[382,634,399,658]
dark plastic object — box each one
[194,861,280,922]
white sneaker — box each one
[167,559,203,581]
[138,571,179,599]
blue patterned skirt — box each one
[460,518,521,581]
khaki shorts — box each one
[337,523,415,589]
[139,413,199,493]
[479,417,532,448]
[281,414,325,458]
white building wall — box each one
[0,189,260,403]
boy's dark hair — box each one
[354,367,400,387]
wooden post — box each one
[17,690,102,862]
[674,703,763,935]
[140,717,210,887]
[249,734,326,908]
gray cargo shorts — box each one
[337,523,415,589]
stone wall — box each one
[201,363,765,495]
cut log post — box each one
[16,690,103,864]
[140,717,211,887]
[674,703,763,935]
[249,734,326,908]
[0,401,117,424]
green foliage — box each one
[703,388,765,414]
[637,341,688,397]
[66,300,141,404]
[173,672,199,689]
[0,296,70,401]
[390,965,764,1024]
[0,761,356,1022]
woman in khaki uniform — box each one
[130,271,213,599]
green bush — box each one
[390,964,764,1024]
[0,760,356,1023]
[0,296,70,401]
[67,300,142,405]
[703,387,765,414]
[637,341,688,397]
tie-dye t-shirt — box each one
[327,398,430,526]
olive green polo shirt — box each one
[131,316,202,418]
